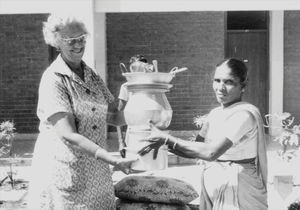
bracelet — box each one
[164,135,169,145]
[94,148,101,159]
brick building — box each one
[0,14,49,133]
[0,1,299,149]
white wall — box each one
[94,0,300,12]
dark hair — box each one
[129,54,147,64]
[216,58,248,87]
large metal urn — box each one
[123,73,174,171]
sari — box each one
[199,102,268,210]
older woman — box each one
[27,14,137,210]
[146,58,268,210]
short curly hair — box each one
[42,13,89,48]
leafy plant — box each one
[0,121,16,157]
[0,120,17,187]
[265,113,300,162]
[193,114,208,130]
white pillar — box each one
[94,12,107,82]
[269,11,284,135]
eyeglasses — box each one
[61,34,88,46]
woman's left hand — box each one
[113,156,139,175]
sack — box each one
[114,175,198,205]
[116,199,192,210]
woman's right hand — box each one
[113,156,139,175]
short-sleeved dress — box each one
[28,55,116,210]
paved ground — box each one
[1,133,300,209]
[1,156,300,210]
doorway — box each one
[225,11,269,117]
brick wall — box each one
[0,12,227,133]
[284,11,300,124]
[0,14,49,133]
[0,11,298,134]
[106,12,225,130]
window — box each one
[227,11,268,30]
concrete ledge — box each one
[0,153,196,168]
[14,133,38,141]
[13,130,199,141]
[3,130,276,170]
[0,158,32,167]
[108,130,198,139]
[9,131,199,155]
[2,130,199,167]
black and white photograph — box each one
[0,0,300,209]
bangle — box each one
[95,148,101,159]
[164,135,169,145]
[172,141,177,150]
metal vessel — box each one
[119,61,187,171]
[123,78,173,171]
[124,83,173,129]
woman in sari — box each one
[146,58,268,210]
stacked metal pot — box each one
[120,60,187,171]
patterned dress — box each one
[28,55,116,210]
